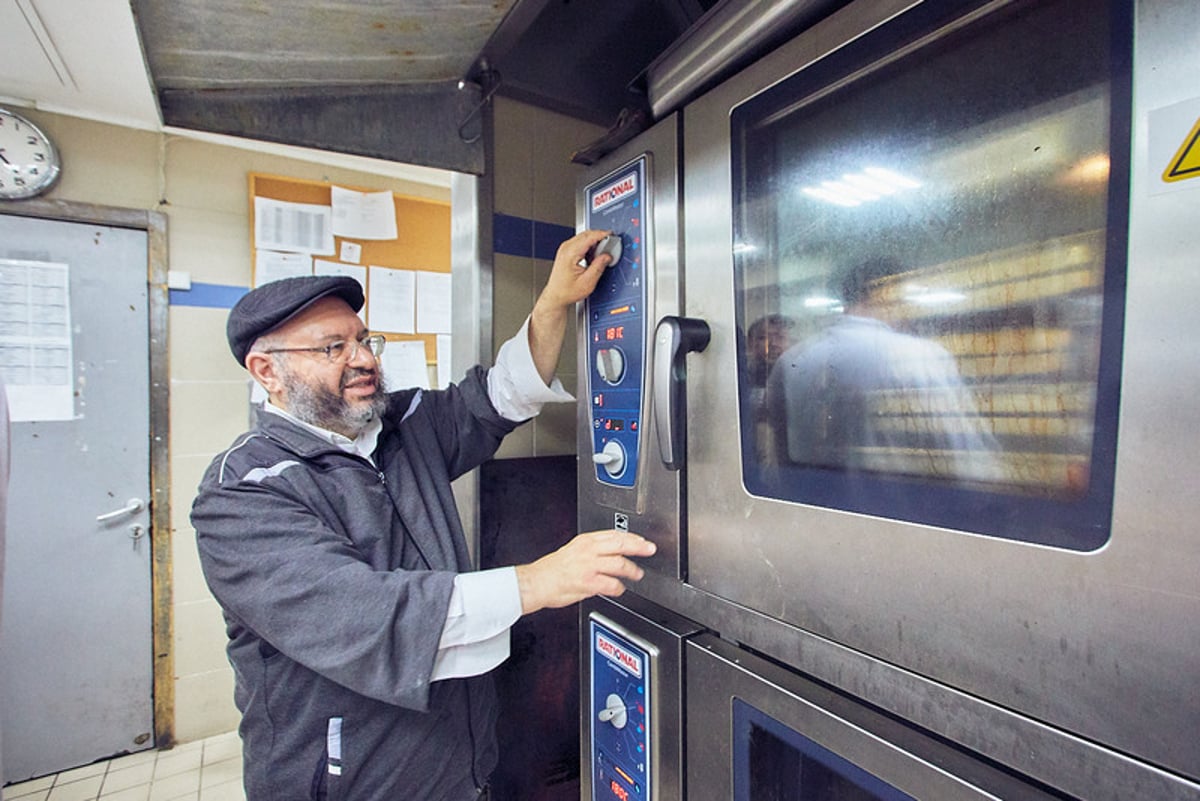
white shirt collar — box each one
[260,401,383,464]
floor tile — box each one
[152,752,202,783]
[100,762,155,795]
[3,788,50,801]
[46,775,103,801]
[199,736,239,768]
[105,752,156,773]
[197,759,239,791]
[198,780,243,801]
[53,764,107,785]
[98,786,149,801]
[146,770,199,801]
[3,776,54,799]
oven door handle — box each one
[653,316,711,470]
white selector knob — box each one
[592,440,626,478]
[598,693,628,729]
[596,347,625,385]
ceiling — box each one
[1,0,721,175]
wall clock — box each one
[0,107,62,200]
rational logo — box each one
[596,631,643,678]
[592,172,638,212]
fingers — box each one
[581,528,657,558]
[516,529,657,615]
[536,230,613,311]
[573,530,654,592]
[560,229,611,267]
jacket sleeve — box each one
[396,365,522,481]
[191,459,455,712]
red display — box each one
[605,325,625,341]
[610,780,630,801]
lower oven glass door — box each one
[735,699,912,801]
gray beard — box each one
[281,364,389,438]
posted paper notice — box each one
[331,186,398,240]
[0,259,75,421]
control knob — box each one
[593,440,626,478]
[598,693,628,729]
[596,347,625,385]
[586,233,623,266]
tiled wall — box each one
[490,97,604,459]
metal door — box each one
[0,213,154,781]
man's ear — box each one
[245,352,284,398]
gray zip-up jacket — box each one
[191,367,520,801]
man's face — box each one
[259,296,387,437]
[749,320,793,372]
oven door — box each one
[686,634,1063,801]
[679,0,1199,785]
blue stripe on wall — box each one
[493,213,534,258]
[533,220,574,261]
[494,213,574,260]
[169,282,248,309]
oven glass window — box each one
[734,699,914,800]
[732,0,1129,549]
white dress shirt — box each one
[260,316,574,680]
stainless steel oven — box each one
[578,0,1200,798]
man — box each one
[766,256,1000,483]
[191,229,655,801]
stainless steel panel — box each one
[686,633,1069,800]
[450,139,493,562]
[646,0,847,119]
[577,115,687,578]
[680,0,1200,791]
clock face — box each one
[0,108,61,200]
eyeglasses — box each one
[263,334,387,364]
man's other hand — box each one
[515,529,657,615]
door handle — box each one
[653,316,710,470]
[96,498,146,523]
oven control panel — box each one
[585,158,647,488]
[590,617,653,801]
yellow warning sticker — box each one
[1162,116,1200,183]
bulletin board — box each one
[249,172,452,387]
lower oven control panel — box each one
[584,157,647,488]
[590,616,654,801]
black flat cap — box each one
[227,275,364,366]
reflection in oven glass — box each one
[735,0,1116,518]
